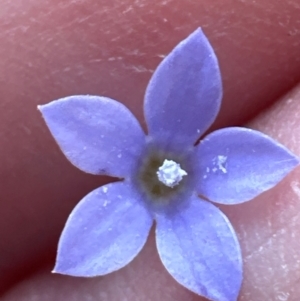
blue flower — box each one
[38,29,299,301]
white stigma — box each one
[157,159,187,188]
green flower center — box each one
[137,148,189,202]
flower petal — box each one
[38,95,145,177]
[54,181,153,276]
[144,28,222,151]
[156,196,242,301]
[195,127,299,204]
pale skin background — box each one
[0,0,300,300]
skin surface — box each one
[0,0,300,300]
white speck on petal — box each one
[102,186,108,193]
[103,200,108,207]
[217,155,227,173]
[157,159,187,188]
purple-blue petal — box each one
[54,181,153,276]
[144,28,222,151]
[38,95,145,177]
[195,127,299,205]
[155,195,242,301]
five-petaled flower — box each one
[38,29,299,301]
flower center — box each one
[157,159,187,188]
[135,145,191,203]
